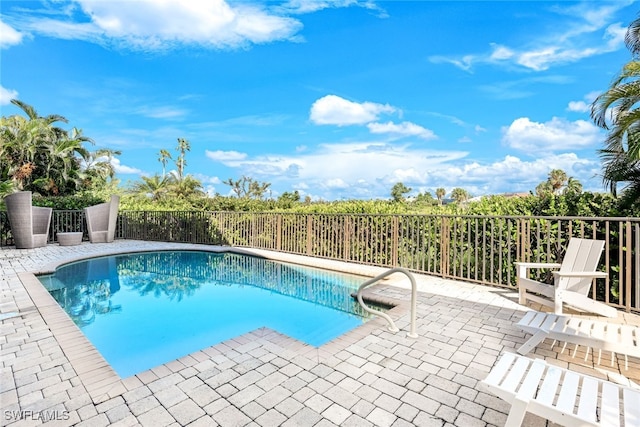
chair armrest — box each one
[515,262,562,269]
[552,271,608,279]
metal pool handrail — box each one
[356,267,418,339]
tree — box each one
[175,138,190,182]
[249,179,271,199]
[278,190,301,207]
[390,182,411,202]
[413,191,435,205]
[82,148,121,186]
[158,149,172,178]
[548,169,568,195]
[590,15,640,207]
[435,187,446,205]
[565,177,583,196]
[128,137,203,200]
[535,181,553,197]
[535,169,581,197]
[450,187,470,203]
[170,175,205,198]
[0,99,109,196]
[130,174,171,201]
[224,176,271,199]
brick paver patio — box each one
[2,240,639,426]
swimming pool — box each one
[38,251,374,377]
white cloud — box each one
[205,150,248,161]
[280,0,388,18]
[367,121,436,140]
[516,46,604,71]
[567,101,589,113]
[309,95,396,126]
[136,105,188,119]
[567,91,600,112]
[0,20,23,48]
[426,153,598,196]
[429,54,475,72]
[480,75,574,100]
[501,117,602,152]
[193,174,222,196]
[323,178,349,189]
[205,139,601,198]
[206,141,469,198]
[489,43,514,60]
[111,158,143,175]
[13,0,303,51]
[0,85,18,105]
[194,174,222,185]
[430,2,630,72]
[282,0,362,14]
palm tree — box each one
[1,100,96,195]
[435,187,446,205]
[175,138,190,181]
[590,16,640,206]
[564,177,583,196]
[170,175,205,198]
[548,169,568,195]
[158,149,172,178]
[450,187,469,203]
[535,181,553,197]
[130,174,172,201]
[82,148,122,190]
[36,128,92,195]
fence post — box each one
[344,216,351,261]
[440,216,449,277]
[276,214,282,251]
[626,220,632,312]
[392,216,399,267]
[519,218,528,262]
[306,215,313,255]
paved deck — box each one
[1,240,639,426]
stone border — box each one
[18,244,413,403]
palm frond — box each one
[625,15,640,56]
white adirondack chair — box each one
[516,238,617,318]
[516,311,640,369]
[481,352,640,426]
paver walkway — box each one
[2,240,639,426]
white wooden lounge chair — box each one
[481,352,640,426]
[516,238,617,318]
[84,195,120,243]
[4,191,52,249]
[516,311,640,370]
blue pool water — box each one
[39,251,373,377]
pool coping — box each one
[18,244,414,403]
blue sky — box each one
[0,0,637,200]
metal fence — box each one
[2,210,638,312]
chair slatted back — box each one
[558,238,605,295]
